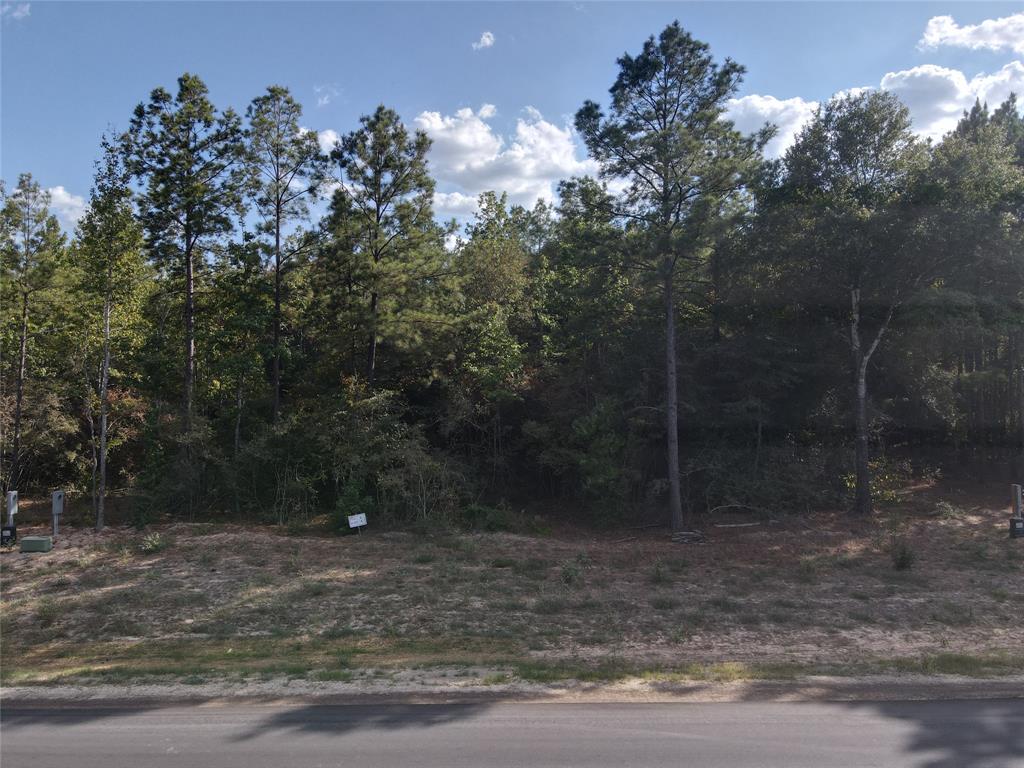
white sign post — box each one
[5,491,17,527]
[347,513,367,533]
[52,490,64,539]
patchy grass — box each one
[881,653,1023,678]
[2,482,1022,685]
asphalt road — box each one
[3,700,1023,767]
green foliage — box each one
[233,382,469,526]
[332,479,374,533]
[320,105,455,388]
[461,503,530,533]
[4,33,1023,532]
[1,173,67,491]
[575,21,770,530]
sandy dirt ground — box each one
[2,481,1022,690]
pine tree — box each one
[246,86,328,420]
[125,73,246,429]
[575,22,768,531]
[325,105,453,389]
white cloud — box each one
[732,59,1024,154]
[472,31,495,50]
[832,86,874,102]
[300,126,340,155]
[1,2,30,19]
[316,128,340,155]
[433,191,479,217]
[725,94,819,158]
[880,61,1024,139]
[414,104,596,217]
[444,232,463,252]
[919,13,1024,55]
[46,186,86,227]
[313,83,340,108]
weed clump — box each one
[649,560,670,585]
[139,532,169,554]
[560,561,583,586]
[934,501,965,520]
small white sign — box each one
[348,513,367,529]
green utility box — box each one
[20,536,53,553]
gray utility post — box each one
[52,490,64,538]
[6,491,17,527]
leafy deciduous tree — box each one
[76,138,146,529]
[1,174,65,490]
[773,91,930,515]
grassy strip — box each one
[0,635,521,685]
[3,636,1022,686]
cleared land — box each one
[1,482,1022,688]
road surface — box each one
[3,700,1023,767]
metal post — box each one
[5,491,17,527]
[52,490,64,539]
[1014,484,1023,520]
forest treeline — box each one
[3,23,1023,531]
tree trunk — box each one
[184,240,195,432]
[1017,355,1024,478]
[853,365,872,516]
[664,270,684,531]
[849,288,873,517]
[10,291,29,490]
[366,291,378,388]
[272,209,282,422]
[234,377,244,460]
[87,396,97,521]
[96,291,111,531]
[1015,360,1024,448]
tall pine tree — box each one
[575,22,767,530]
[125,73,246,429]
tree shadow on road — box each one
[841,699,1024,768]
[683,677,1024,768]
[2,698,496,745]
[1,704,151,729]
[227,702,493,742]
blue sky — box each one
[3,1,1023,228]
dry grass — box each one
[2,481,1023,685]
